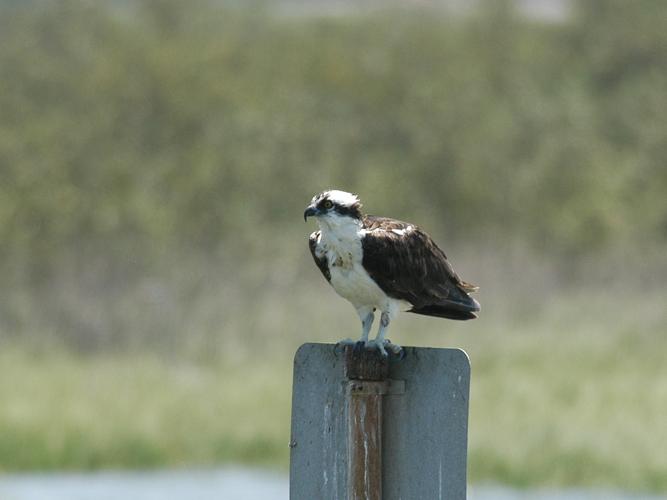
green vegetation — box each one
[0,0,665,349]
[0,346,292,470]
[1,288,666,492]
[0,0,666,493]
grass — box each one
[0,348,292,471]
[464,291,667,492]
[0,285,665,493]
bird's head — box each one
[304,190,363,225]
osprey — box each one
[304,189,480,356]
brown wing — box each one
[308,230,331,282]
[361,216,479,320]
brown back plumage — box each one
[360,216,479,320]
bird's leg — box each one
[367,311,403,358]
[358,307,375,347]
[367,311,390,356]
[336,307,374,352]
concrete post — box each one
[289,343,470,500]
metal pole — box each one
[344,346,389,500]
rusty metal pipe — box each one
[344,346,390,500]
[347,380,387,500]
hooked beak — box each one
[303,205,319,222]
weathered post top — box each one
[343,345,390,381]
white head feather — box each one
[319,189,360,207]
[309,189,362,234]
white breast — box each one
[317,227,390,310]
[329,260,389,309]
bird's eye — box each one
[323,200,333,209]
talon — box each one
[365,339,388,357]
[335,338,356,355]
[384,341,405,360]
[354,341,365,353]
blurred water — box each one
[0,468,286,500]
[0,469,663,500]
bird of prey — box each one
[304,189,480,356]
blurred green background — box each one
[0,0,666,493]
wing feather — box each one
[360,216,479,319]
[308,230,331,282]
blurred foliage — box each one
[1,288,666,492]
[0,345,292,470]
[0,2,666,489]
[0,0,666,349]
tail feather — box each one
[408,295,480,321]
[460,281,479,293]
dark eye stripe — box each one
[334,204,362,219]
[315,197,362,219]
